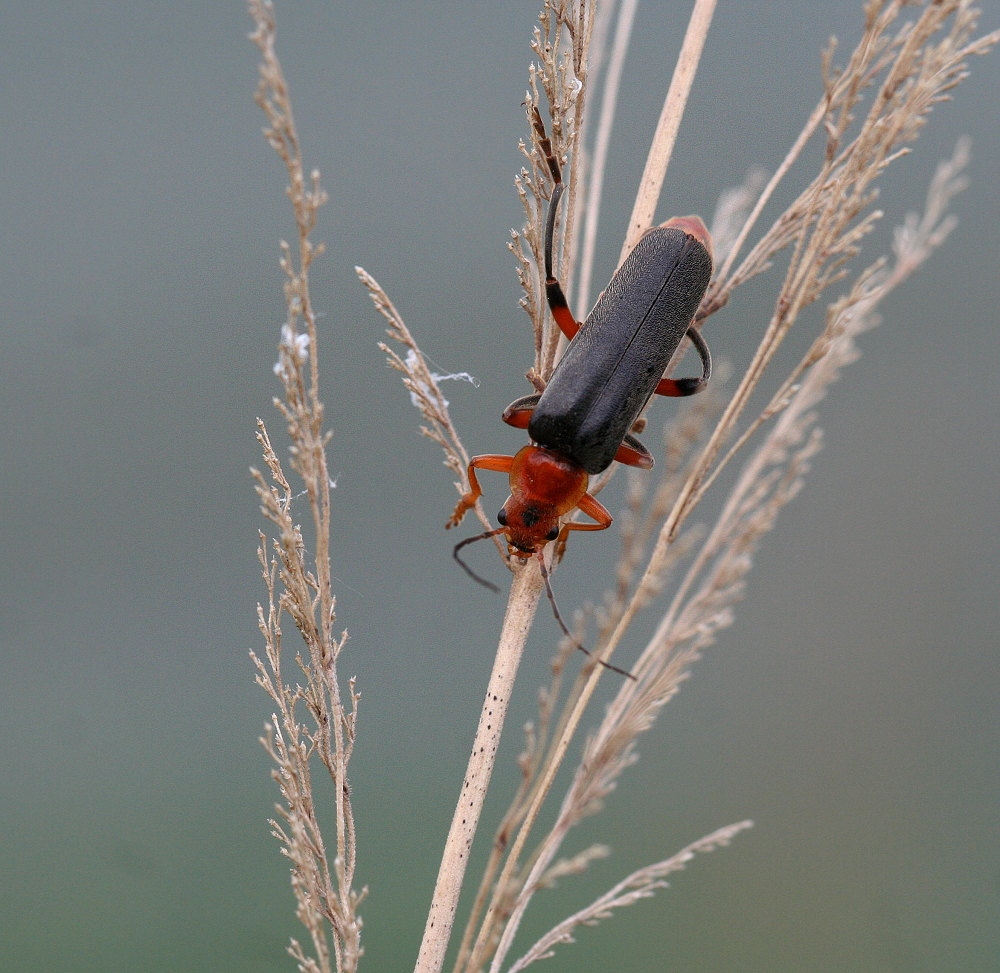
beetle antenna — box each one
[536,553,636,681]
[453,529,505,592]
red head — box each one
[496,445,589,556]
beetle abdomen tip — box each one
[660,215,713,259]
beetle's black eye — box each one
[497,509,508,525]
[546,526,559,541]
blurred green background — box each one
[1,2,998,971]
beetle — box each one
[447,109,713,672]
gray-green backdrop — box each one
[1,2,998,971]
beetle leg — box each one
[545,278,580,340]
[447,454,514,528]
[570,492,613,531]
[542,181,581,340]
[533,109,582,342]
[654,325,712,397]
[501,394,540,430]
[553,491,613,562]
[613,433,655,469]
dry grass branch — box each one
[354,268,504,547]
[676,2,997,547]
[511,0,596,383]
[248,2,362,970]
[508,820,753,972]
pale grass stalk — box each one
[413,562,543,973]
[618,0,718,261]
[450,550,626,973]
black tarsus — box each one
[544,182,563,282]
[531,106,573,325]
[677,324,712,394]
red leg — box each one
[543,182,581,341]
[545,279,581,340]
[553,491,613,561]
[531,106,581,343]
[447,454,514,528]
[573,492,613,531]
[501,394,539,430]
[613,434,655,469]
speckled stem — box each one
[413,559,542,973]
